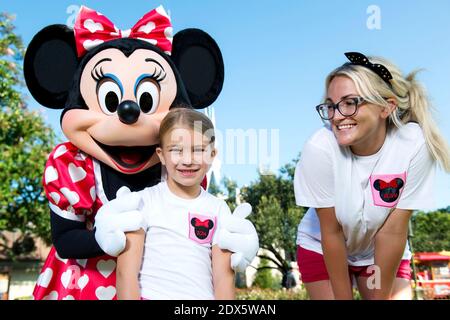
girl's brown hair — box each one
[159,108,216,147]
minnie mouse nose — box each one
[117,100,140,124]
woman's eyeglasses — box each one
[316,96,366,120]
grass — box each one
[236,286,309,300]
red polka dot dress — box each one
[33,142,117,300]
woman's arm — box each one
[212,245,235,299]
[316,207,353,300]
[116,229,145,300]
[373,208,412,300]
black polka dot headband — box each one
[345,52,393,87]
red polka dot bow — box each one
[193,218,213,228]
[74,5,173,57]
[378,179,399,189]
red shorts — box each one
[297,246,411,283]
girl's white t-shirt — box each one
[294,123,436,266]
[137,181,231,299]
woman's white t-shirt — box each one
[294,123,436,266]
[137,181,231,299]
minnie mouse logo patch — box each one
[373,178,404,202]
[191,218,214,239]
[188,213,216,245]
[370,172,406,208]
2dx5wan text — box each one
[174,304,276,317]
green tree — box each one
[0,13,56,259]
[207,172,221,196]
[252,258,281,289]
[241,155,305,288]
[411,208,450,252]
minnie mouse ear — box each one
[373,179,382,191]
[24,24,78,109]
[394,178,404,189]
[171,28,224,109]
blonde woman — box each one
[294,52,450,300]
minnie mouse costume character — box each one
[24,5,258,300]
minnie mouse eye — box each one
[98,80,122,115]
[136,80,160,114]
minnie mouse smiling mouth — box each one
[93,138,157,171]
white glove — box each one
[94,187,145,257]
[218,203,259,272]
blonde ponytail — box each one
[401,71,450,172]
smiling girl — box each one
[116,108,235,300]
[294,52,450,300]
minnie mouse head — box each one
[191,218,215,240]
[24,6,224,174]
[373,178,404,203]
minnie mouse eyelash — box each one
[152,67,167,83]
[91,66,105,82]
[90,66,166,84]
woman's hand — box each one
[373,208,412,300]
[317,207,353,300]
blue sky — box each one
[3,0,449,209]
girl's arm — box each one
[212,245,235,299]
[373,208,412,300]
[116,229,145,300]
[316,207,353,300]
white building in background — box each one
[0,231,50,300]
[203,107,222,191]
